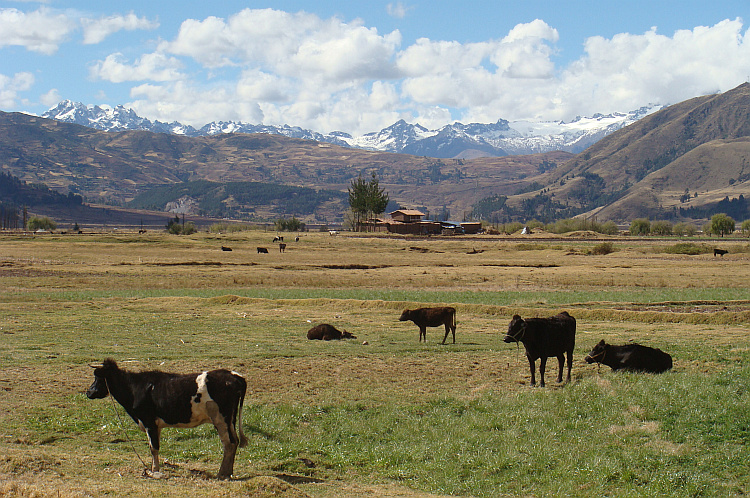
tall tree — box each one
[348,173,389,231]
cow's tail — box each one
[236,375,248,448]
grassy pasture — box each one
[1,230,749,497]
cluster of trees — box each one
[130,180,346,219]
[348,173,389,231]
[166,215,197,235]
[274,217,305,232]
[629,213,743,237]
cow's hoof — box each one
[145,470,166,479]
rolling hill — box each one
[504,83,750,222]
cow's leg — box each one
[420,326,426,342]
[451,323,456,344]
[556,354,565,383]
[207,401,238,479]
[527,355,537,386]
[146,426,161,473]
[442,323,450,344]
[538,356,547,387]
[565,350,573,383]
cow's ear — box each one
[597,339,606,346]
[512,315,521,320]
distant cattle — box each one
[273,236,284,242]
[221,246,232,251]
[138,229,147,234]
[504,312,576,387]
[279,243,286,253]
[257,247,269,254]
[585,340,672,373]
[86,359,247,479]
[329,230,338,236]
[295,236,300,242]
[714,248,728,257]
[307,323,356,340]
[399,307,456,344]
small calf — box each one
[714,248,728,257]
[307,323,356,340]
[585,340,672,373]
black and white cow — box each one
[585,340,672,373]
[87,359,247,479]
[504,312,576,387]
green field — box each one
[1,230,749,497]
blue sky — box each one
[1,1,749,135]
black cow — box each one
[221,246,232,252]
[504,312,576,387]
[257,247,269,254]
[585,340,672,373]
[307,323,356,340]
[87,359,247,479]
[399,307,456,344]
[714,248,728,257]
[279,243,286,253]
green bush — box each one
[630,218,651,235]
[27,216,57,231]
[590,242,615,255]
[664,242,712,255]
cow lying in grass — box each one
[307,323,356,340]
[86,359,247,479]
[585,340,672,373]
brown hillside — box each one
[509,82,750,221]
[0,110,570,222]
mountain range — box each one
[3,83,750,226]
[42,100,660,159]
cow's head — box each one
[341,330,357,339]
[398,309,412,321]
[86,358,118,399]
[584,340,608,364]
[504,315,525,343]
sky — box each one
[1,0,750,136]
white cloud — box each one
[81,12,158,44]
[0,7,75,54]
[0,71,34,108]
[90,52,184,83]
[40,88,62,107]
[386,2,411,19]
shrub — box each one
[27,216,57,231]
[664,242,712,255]
[673,222,696,237]
[650,220,673,236]
[590,242,615,255]
[600,220,619,235]
[630,218,651,235]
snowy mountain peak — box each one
[42,101,663,159]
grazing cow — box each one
[86,359,247,479]
[399,307,456,344]
[273,236,284,242]
[504,312,576,387]
[714,248,728,257]
[279,243,286,253]
[221,246,232,252]
[307,323,356,340]
[295,236,300,242]
[585,340,672,373]
[257,247,269,254]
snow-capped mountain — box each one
[42,100,661,158]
